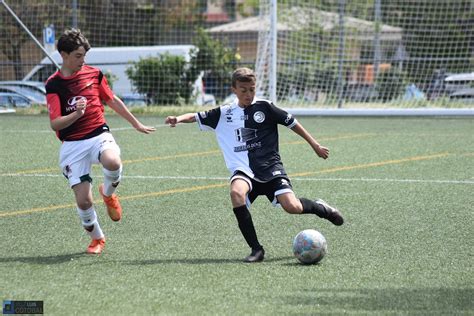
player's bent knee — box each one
[103,160,121,172]
[230,188,245,199]
[281,201,303,214]
[100,150,122,171]
[77,200,93,211]
[230,188,246,204]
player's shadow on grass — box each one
[0,252,86,265]
[282,287,473,313]
[124,256,294,265]
[280,261,324,267]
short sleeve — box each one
[196,107,221,131]
[98,72,114,102]
[268,102,297,128]
[46,93,61,121]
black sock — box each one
[233,205,262,251]
[300,198,328,218]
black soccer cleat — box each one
[244,248,265,263]
[315,199,344,226]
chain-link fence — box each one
[1,0,472,107]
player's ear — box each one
[60,51,69,60]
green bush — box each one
[126,29,238,105]
[103,71,118,90]
[126,53,195,105]
[189,28,239,101]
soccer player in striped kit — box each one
[46,29,155,254]
[166,67,343,262]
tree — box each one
[381,0,473,86]
[0,0,68,79]
[79,0,206,47]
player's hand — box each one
[315,145,329,159]
[135,123,156,134]
[75,97,87,117]
[165,116,178,127]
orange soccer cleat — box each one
[87,238,106,254]
[99,184,122,221]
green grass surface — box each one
[1,114,473,315]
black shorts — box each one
[231,171,293,206]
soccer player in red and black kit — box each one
[46,29,155,254]
[166,68,343,263]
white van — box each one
[23,45,214,105]
[444,72,474,95]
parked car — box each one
[0,81,46,93]
[22,45,214,105]
[444,72,474,95]
[0,83,46,105]
[449,88,474,103]
[0,92,32,107]
[120,93,148,107]
[24,46,200,95]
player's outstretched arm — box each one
[106,96,156,134]
[165,113,196,127]
[291,122,329,159]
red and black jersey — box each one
[46,65,115,141]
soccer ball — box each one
[293,229,327,264]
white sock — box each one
[77,206,104,240]
[102,166,122,196]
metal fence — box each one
[1,0,473,107]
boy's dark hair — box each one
[232,67,256,87]
[57,28,90,54]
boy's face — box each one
[232,80,256,107]
[61,46,86,73]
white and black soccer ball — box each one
[293,229,327,264]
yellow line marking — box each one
[13,167,57,175]
[4,151,222,175]
[120,183,227,200]
[281,133,375,146]
[122,150,221,164]
[5,133,374,175]
[0,152,449,218]
[0,183,227,218]
[290,152,450,177]
[0,203,76,218]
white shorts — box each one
[59,132,121,187]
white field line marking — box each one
[3,133,374,175]
[0,129,51,133]
[291,177,474,185]
[0,183,228,218]
[110,124,169,131]
[1,172,473,185]
[0,151,464,217]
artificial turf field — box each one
[0,114,473,315]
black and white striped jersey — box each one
[195,97,298,182]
